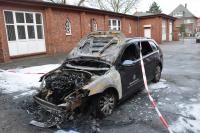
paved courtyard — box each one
[0,39,200,133]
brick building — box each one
[0,0,177,63]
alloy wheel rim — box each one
[99,94,115,115]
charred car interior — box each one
[34,31,163,125]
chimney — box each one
[185,4,187,8]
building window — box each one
[65,18,72,35]
[4,11,16,41]
[91,18,98,32]
[109,19,121,31]
[4,11,44,41]
[184,19,194,24]
[173,12,183,17]
[35,13,44,39]
[128,24,132,33]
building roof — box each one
[169,4,197,18]
[133,12,154,17]
[0,0,176,20]
[133,12,175,20]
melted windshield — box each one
[68,31,126,64]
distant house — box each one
[170,4,198,36]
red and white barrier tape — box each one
[0,69,45,75]
[139,42,173,133]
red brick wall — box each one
[0,3,176,62]
[0,4,46,62]
[84,13,105,33]
[43,11,138,56]
[139,17,162,44]
[0,9,4,62]
[46,9,82,54]
[121,17,137,37]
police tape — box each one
[0,69,45,75]
[139,43,173,133]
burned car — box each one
[34,31,163,118]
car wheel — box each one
[152,65,161,83]
[92,90,117,118]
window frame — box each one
[109,19,121,31]
[65,18,72,35]
[120,43,140,66]
[173,12,183,17]
[4,11,16,41]
[3,10,45,42]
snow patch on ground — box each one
[0,64,60,97]
[171,103,200,133]
[149,79,169,91]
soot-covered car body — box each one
[34,31,163,117]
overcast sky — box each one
[136,0,200,17]
[51,0,200,17]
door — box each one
[117,44,142,97]
[144,28,151,38]
[162,19,167,41]
[4,11,46,56]
[169,21,173,41]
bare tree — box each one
[90,0,139,14]
[77,0,85,6]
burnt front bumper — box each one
[33,96,70,113]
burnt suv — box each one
[34,31,163,117]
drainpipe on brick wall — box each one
[80,12,86,37]
[44,7,55,55]
[0,9,10,62]
[134,7,140,37]
[137,16,140,37]
[0,33,3,62]
[104,15,109,31]
[121,17,126,34]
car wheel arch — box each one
[158,62,162,71]
[91,87,119,101]
[103,87,119,101]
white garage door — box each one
[4,10,46,56]
[162,19,167,41]
[169,21,173,41]
[144,28,151,38]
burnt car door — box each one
[117,43,142,98]
[138,41,155,81]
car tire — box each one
[152,65,161,83]
[92,90,117,118]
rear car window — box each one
[140,41,153,56]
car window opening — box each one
[141,41,153,56]
[121,44,139,65]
